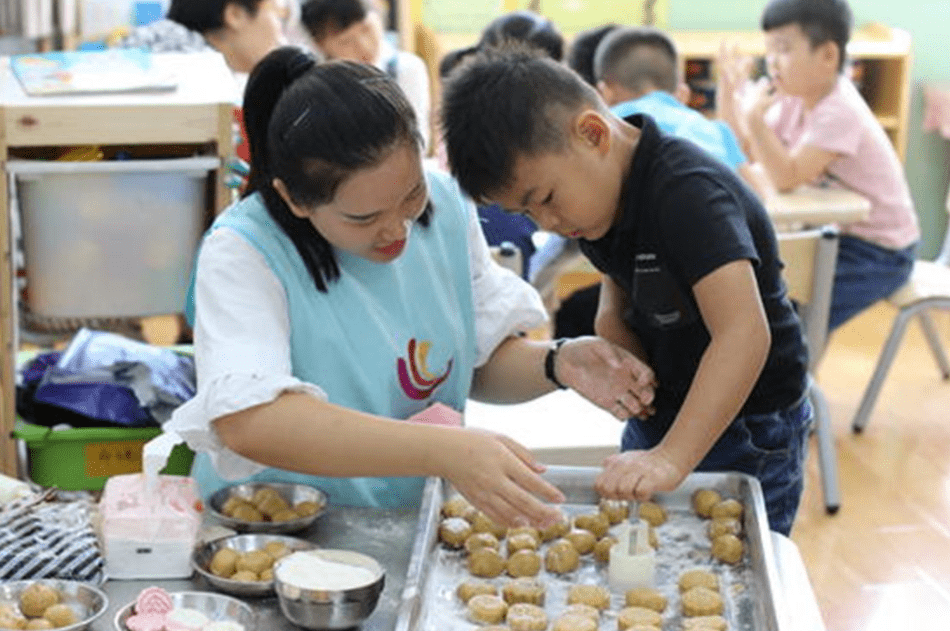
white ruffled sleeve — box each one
[161,228,326,480]
[466,198,548,367]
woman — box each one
[165,47,655,527]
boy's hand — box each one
[716,41,754,136]
[746,77,778,124]
[440,427,566,528]
[595,446,689,501]
[556,336,657,420]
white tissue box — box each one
[100,473,201,579]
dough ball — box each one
[707,517,742,540]
[637,501,667,527]
[681,587,724,617]
[502,578,545,606]
[562,603,600,621]
[439,517,473,549]
[271,508,301,522]
[231,570,260,582]
[457,579,497,604]
[442,495,477,521]
[26,619,54,630]
[251,487,281,506]
[0,610,27,630]
[465,532,500,554]
[256,493,291,517]
[506,602,548,631]
[237,549,273,575]
[230,503,264,522]
[19,583,60,618]
[468,548,507,578]
[259,568,274,581]
[566,584,610,611]
[678,569,720,593]
[539,515,571,542]
[294,500,321,517]
[564,528,597,555]
[573,512,610,539]
[682,615,728,630]
[263,541,292,560]
[467,594,508,624]
[552,613,598,631]
[480,627,511,631]
[709,499,744,521]
[210,547,240,577]
[544,539,580,574]
[617,606,663,629]
[593,535,617,563]
[624,587,667,612]
[471,512,508,539]
[598,498,629,524]
[711,534,744,564]
[691,489,722,519]
[506,532,539,554]
[618,625,660,631]
[507,526,541,546]
[42,603,78,627]
[506,550,542,578]
[221,496,250,517]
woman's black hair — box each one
[168,0,261,33]
[243,46,428,292]
[478,11,564,62]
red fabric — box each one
[234,106,250,163]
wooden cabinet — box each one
[670,25,913,162]
[0,52,237,477]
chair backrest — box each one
[937,188,950,266]
[777,226,840,369]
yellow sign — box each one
[85,440,146,478]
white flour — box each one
[276,551,377,590]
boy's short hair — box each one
[168,0,262,32]
[300,0,372,42]
[478,11,565,62]
[594,26,678,95]
[567,23,619,86]
[441,45,603,203]
[761,0,852,71]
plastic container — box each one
[7,157,219,318]
[12,420,194,491]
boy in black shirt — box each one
[442,46,811,535]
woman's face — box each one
[287,143,429,263]
[316,12,383,65]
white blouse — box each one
[162,186,547,479]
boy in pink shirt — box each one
[719,0,919,330]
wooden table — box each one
[765,184,871,230]
[0,52,238,477]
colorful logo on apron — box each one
[397,338,453,400]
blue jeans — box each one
[621,395,813,536]
[829,235,916,331]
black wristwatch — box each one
[544,338,568,389]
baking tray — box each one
[394,466,789,631]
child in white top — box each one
[719,0,919,330]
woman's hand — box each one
[595,445,688,502]
[437,428,565,528]
[556,336,657,420]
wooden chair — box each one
[777,226,842,514]
[851,197,950,433]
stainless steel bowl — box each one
[0,579,108,631]
[207,482,327,534]
[113,590,255,631]
[273,549,385,630]
[192,533,318,597]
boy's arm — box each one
[594,274,649,363]
[595,259,771,499]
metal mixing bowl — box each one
[192,533,317,597]
[113,590,255,631]
[273,549,385,630]
[0,579,108,631]
[207,482,327,534]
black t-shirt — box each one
[580,115,807,415]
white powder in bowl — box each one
[276,551,379,590]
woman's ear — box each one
[272,178,310,218]
[575,110,610,155]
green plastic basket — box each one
[13,420,194,491]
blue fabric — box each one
[621,395,813,536]
[829,235,916,331]
[612,91,747,171]
[477,203,536,279]
[188,170,478,509]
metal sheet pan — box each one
[395,466,789,631]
